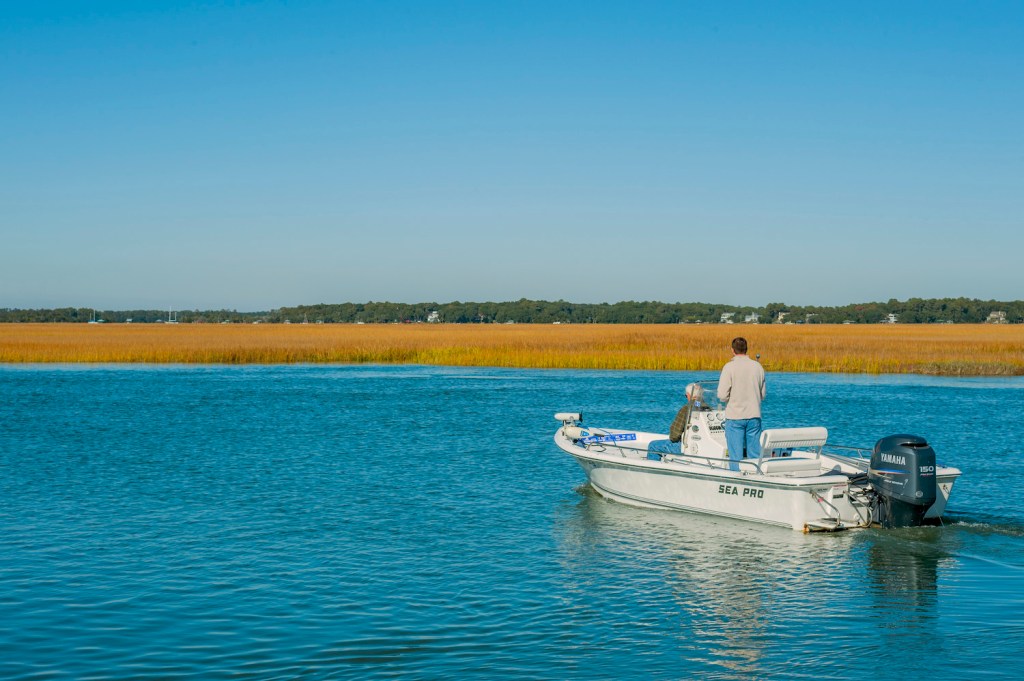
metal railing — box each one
[578,437,768,474]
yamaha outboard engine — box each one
[869,434,937,528]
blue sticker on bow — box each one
[580,433,638,444]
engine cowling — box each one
[869,434,937,528]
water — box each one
[1,365,1023,679]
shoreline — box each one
[2,323,1022,376]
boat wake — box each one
[943,512,1024,538]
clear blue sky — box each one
[2,1,1021,310]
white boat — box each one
[553,380,961,532]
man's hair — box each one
[732,337,748,354]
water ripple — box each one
[1,366,1023,679]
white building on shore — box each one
[987,311,1007,324]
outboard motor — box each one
[869,434,937,528]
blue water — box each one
[1,365,1023,680]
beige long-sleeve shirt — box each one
[717,355,766,420]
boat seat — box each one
[759,427,828,457]
[758,457,823,476]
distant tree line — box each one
[0,308,262,324]
[280,298,1024,324]
[2,298,1023,324]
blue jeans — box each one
[647,439,681,459]
[724,418,762,471]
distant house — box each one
[744,312,760,324]
[427,311,440,323]
[720,312,735,324]
[775,312,789,324]
[882,313,898,324]
[987,310,1007,324]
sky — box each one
[1,1,1022,310]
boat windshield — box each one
[691,380,725,411]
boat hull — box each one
[570,449,846,531]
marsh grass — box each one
[1,323,1023,375]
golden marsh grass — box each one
[2,323,1023,375]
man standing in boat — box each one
[718,337,766,471]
